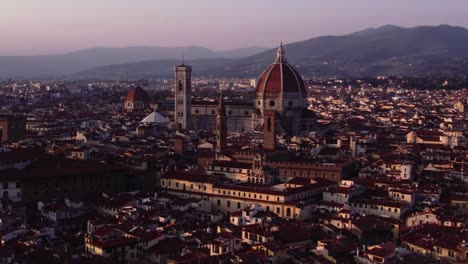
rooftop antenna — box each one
[182,51,185,65]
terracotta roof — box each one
[365,243,397,258]
[255,47,306,96]
[150,238,185,254]
[125,86,149,102]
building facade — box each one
[160,171,336,220]
[124,86,150,112]
[0,115,26,142]
[175,44,317,136]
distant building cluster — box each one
[0,45,467,263]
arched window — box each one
[267,117,272,132]
[178,80,183,92]
[286,207,291,217]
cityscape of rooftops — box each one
[0,1,467,263]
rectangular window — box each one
[238,202,241,209]
[217,199,220,206]
[227,201,231,208]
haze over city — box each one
[2,0,468,55]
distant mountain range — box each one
[3,25,468,79]
[0,46,268,78]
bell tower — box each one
[174,64,192,130]
[263,110,277,151]
[216,92,227,153]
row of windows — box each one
[193,109,250,116]
[2,191,20,198]
[217,199,241,209]
[164,179,319,204]
[352,203,399,213]
[167,181,207,191]
[258,100,297,107]
[283,170,336,178]
[391,192,407,199]
[126,102,144,108]
[163,179,323,203]
[164,180,275,200]
[215,189,279,201]
[1,182,21,189]
[214,167,249,174]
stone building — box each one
[160,171,337,220]
[175,44,317,136]
[124,86,150,112]
[0,115,26,142]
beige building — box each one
[85,227,139,263]
[160,171,336,220]
[349,198,409,219]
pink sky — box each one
[1,0,468,55]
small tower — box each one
[263,110,277,151]
[216,92,227,153]
[0,115,26,142]
[174,64,192,130]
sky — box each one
[1,0,468,56]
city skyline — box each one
[2,0,468,55]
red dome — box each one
[255,44,306,96]
[125,86,149,102]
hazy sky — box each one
[2,0,468,55]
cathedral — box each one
[174,43,316,137]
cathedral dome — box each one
[125,86,149,102]
[255,43,306,97]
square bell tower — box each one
[174,64,192,130]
